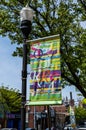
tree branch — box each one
[78,0,86,11]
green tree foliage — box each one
[75,106,86,124]
[79,0,86,12]
[0,86,21,113]
[0,0,86,97]
[82,98,86,104]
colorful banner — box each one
[29,35,62,105]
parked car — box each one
[78,121,86,129]
[64,124,74,130]
[78,128,86,130]
[1,128,17,130]
[78,127,86,130]
[25,128,35,130]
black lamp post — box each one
[20,5,33,130]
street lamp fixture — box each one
[20,4,33,39]
[20,5,33,130]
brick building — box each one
[26,105,69,129]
